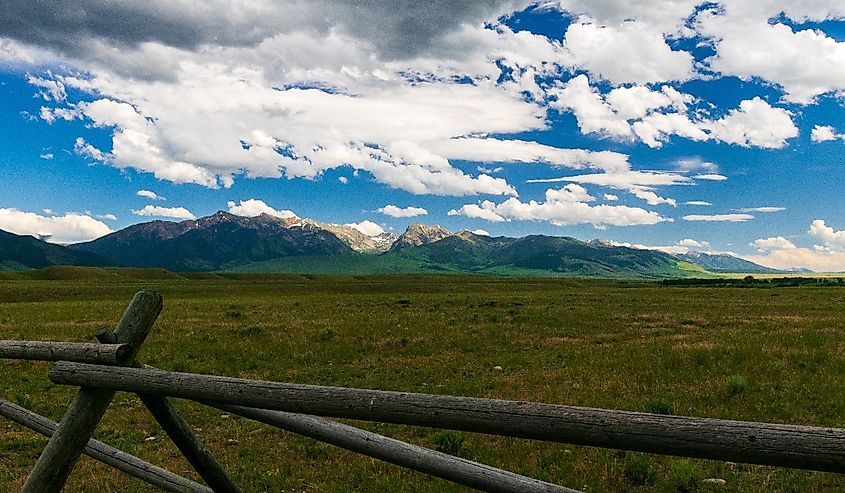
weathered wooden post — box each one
[20,290,163,492]
[0,399,212,493]
[96,317,241,492]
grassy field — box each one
[1,274,844,492]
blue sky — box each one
[1,1,845,270]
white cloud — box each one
[132,205,196,220]
[811,125,844,143]
[698,3,845,104]
[448,202,506,222]
[678,238,710,249]
[702,97,798,149]
[561,20,695,84]
[97,213,118,221]
[809,219,845,250]
[427,136,631,173]
[549,74,634,138]
[39,153,54,160]
[747,220,845,272]
[603,193,618,201]
[531,170,688,206]
[683,213,753,222]
[471,229,490,236]
[693,174,728,181]
[376,205,428,218]
[752,236,797,252]
[684,200,712,206]
[550,78,796,150]
[136,190,165,201]
[27,75,66,102]
[227,199,295,219]
[345,220,385,237]
[338,176,348,184]
[0,208,112,243]
[674,157,718,173]
[449,186,669,228]
[737,207,785,213]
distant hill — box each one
[0,229,114,271]
[70,212,353,271]
[11,212,781,278]
[237,227,694,279]
[675,251,781,273]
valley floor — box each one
[0,275,844,492]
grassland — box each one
[1,274,844,492]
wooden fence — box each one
[1,290,844,492]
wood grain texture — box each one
[50,362,845,473]
[0,340,132,365]
[0,398,212,493]
[214,403,577,493]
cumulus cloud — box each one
[137,190,165,201]
[377,205,428,217]
[39,153,54,160]
[697,3,845,104]
[752,236,797,252]
[471,229,490,236]
[678,238,710,249]
[811,125,844,143]
[747,222,845,272]
[345,220,385,236]
[227,199,296,219]
[683,213,753,222]
[809,219,845,250]
[562,21,694,84]
[550,77,797,149]
[702,97,798,149]
[0,208,112,243]
[449,185,668,228]
[603,193,618,201]
[744,221,845,272]
[530,170,688,206]
[132,205,196,220]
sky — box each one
[1,1,845,271]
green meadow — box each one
[1,273,844,492]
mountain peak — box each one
[390,223,452,251]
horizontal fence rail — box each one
[0,340,133,365]
[50,361,845,474]
[0,398,212,493]
[212,403,576,493]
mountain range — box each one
[0,211,784,278]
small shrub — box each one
[646,399,674,415]
[432,431,465,456]
[225,309,242,318]
[394,298,412,306]
[726,375,748,396]
[624,455,656,486]
[239,325,265,336]
[14,393,32,409]
[316,327,336,341]
[667,460,702,492]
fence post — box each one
[20,290,162,493]
[93,331,241,493]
